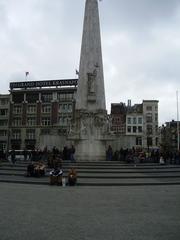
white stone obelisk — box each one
[76,0,106,111]
[69,0,109,161]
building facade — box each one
[9,79,77,151]
[160,120,180,152]
[143,100,159,149]
[111,103,126,135]
[0,94,10,152]
[110,100,159,150]
[126,103,143,148]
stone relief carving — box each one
[87,69,97,94]
[68,110,111,139]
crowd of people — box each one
[106,145,180,165]
[24,145,77,186]
[1,144,180,186]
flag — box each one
[25,72,29,76]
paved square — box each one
[0,183,180,240]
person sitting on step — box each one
[68,168,77,186]
[49,163,63,185]
[34,161,46,177]
[26,162,35,177]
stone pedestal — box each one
[75,139,106,161]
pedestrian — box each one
[159,155,165,165]
[11,150,16,165]
[70,145,76,162]
[106,145,113,161]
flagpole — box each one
[25,72,29,81]
[177,90,179,151]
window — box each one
[147,137,152,146]
[26,129,35,139]
[41,129,50,135]
[26,93,39,103]
[127,126,131,133]
[63,104,67,111]
[0,109,8,116]
[58,93,66,100]
[13,105,22,114]
[146,113,152,123]
[68,104,72,112]
[42,117,51,126]
[27,118,36,126]
[136,137,142,146]
[27,105,36,113]
[147,125,153,134]
[0,120,8,126]
[13,118,21,126]
[146,106,152,111]
[66,93,73,100]
[156,137,158,146]
[59,116,68,126]
[59,104,70,112]
[12,130,21,139]
[133,126,137,133]
[58,93,74,100]
[41,93,52,102]
[0,130,7,136]
[155,125,158,134]
[42,105,51,113]
[155,113,158,122]
[127,118,131,124]
[59,117,63,125]
[138,117,142,124]
[133,117,136,124]
[138,126,142,133]
[0,98,9,105]
[0,143,7,151]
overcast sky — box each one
[0,0,180,124]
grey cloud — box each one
[0,0,180,124]
[102,0,180,31]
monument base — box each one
[75,139,106,161]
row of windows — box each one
[127,126,143,133]
[111,126,125,133]
[0,99,9,105]
[146,106,158,111]
[0,120,8,126]
[0,130,7,136]
[12,129,35,140]
[13,104,73,114]
[135,137,158,146]
[12,116,72,126]
[127,114,158,125]
[127,117,143,125]
[13,93,75,104]
[12,128,68,139]
[127,125,158,135]
[0,109,8,116]
[146,113,158,123]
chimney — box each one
[128,99,131,107]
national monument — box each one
[69,0,111,161]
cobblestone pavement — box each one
[0,183,180,240]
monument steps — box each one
[0,161,180,186]
[0,171,180,179]
[0,175,180,186]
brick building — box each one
[9,79,77,150]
